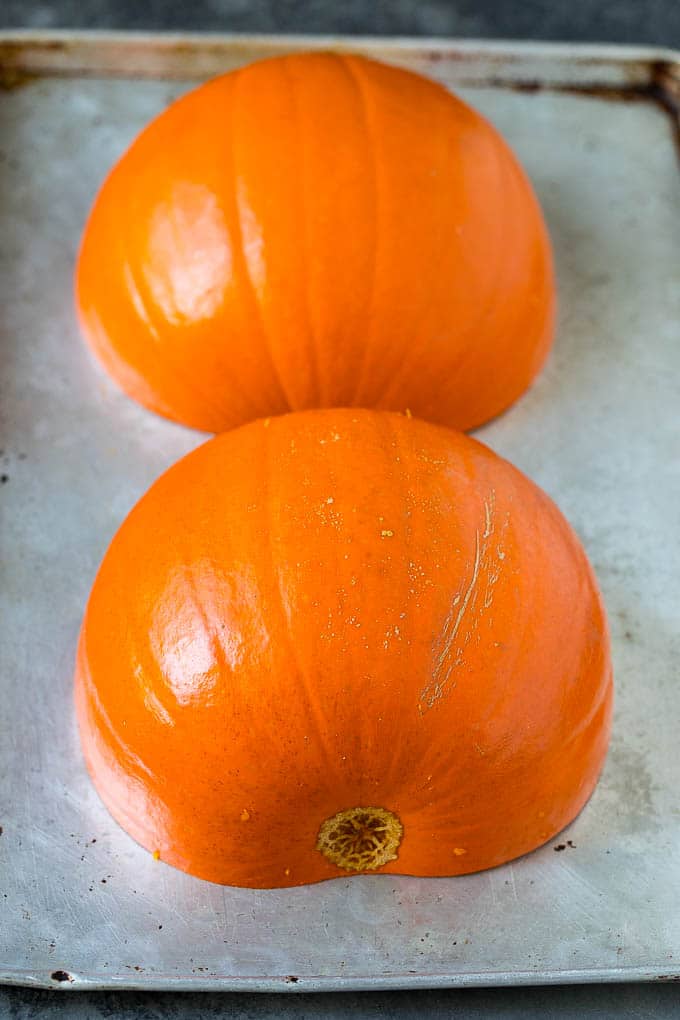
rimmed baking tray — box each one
[1,31,679,991]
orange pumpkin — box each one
[75,410,611,887]
[76,52,555,433]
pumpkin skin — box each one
[75,409,611,888]
[75,52,555,433]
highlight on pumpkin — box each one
[75,410,612,889]
[75,51,554,433]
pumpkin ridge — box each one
[278,56,320,406]
[259,421,337,782]
[229,69,293,412]
[337,54,380,409]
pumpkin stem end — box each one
[316,806,403,872]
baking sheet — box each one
[1,33,679,991]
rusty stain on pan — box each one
[1,33,678,162]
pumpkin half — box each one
[75,410,612,887]
[75,52,555,433]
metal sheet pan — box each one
[1,31,679,992]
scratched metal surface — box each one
[0,36,679,992]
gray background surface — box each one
[1,0,680,45]
[2,1,679,1018]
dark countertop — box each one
[1,2,679,1018]
[2,983,680,1019]
[0,0,679,45]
